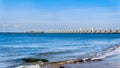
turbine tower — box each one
[117,27,120,33]
[91,27,94,33]
[2,24,7,32]
[14,25,18,32]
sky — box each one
[0,0,120,32]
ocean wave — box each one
[88,44,120,59]
[16,44,120,68]
[16,64,41,68]
[37,50,72,55]
[0,45,47,48]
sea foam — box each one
[92,44,120,59]
[16,64,41,68]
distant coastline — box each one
[1,27,120,34]
[0,32,119,34]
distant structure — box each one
[44,27,120,34]
[14,25,18,32]
[2,24,7,32]
[26,30,44,33]
[0,26,120,34]
[116,27,120,33]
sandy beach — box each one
[21,59,120,68]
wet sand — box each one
[22,58,118,68]
[18,58,120,68]
[41,61,120,68]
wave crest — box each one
[16,64,41,68]
[90,44,120,59]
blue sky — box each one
[0,0,120,32]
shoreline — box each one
[17,44,120,68]
[18,58,103,68]
[18,58,120,68]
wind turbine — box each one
[2,24,7,32]
[14,25,18,32]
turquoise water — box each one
[0,33,120,68]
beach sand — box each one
[40,61,120,68]
[21,58,119,68]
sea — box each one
[0,33,120,68]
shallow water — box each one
[63,61,120,68]
[0,33,120,68]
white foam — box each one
[94,45,120,59]
[16,64,41,68]
[2,44,46,48]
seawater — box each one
[0,33,120,68]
